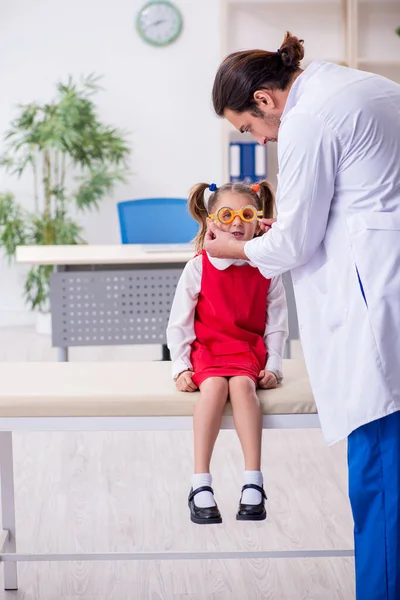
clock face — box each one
[137,1,183,47]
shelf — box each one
[358,0,400,5]
[304,57,346,65]
[228,0,342,4]
[358,59,400,67]
[358,58,400,82]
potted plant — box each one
[0,75,130,332]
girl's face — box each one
[208,191,260,242]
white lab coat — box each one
[244,61,400,445]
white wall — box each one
[0,0,224,325]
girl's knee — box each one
[199,377,229,401]
[229,377,259,404]
[229,376,256,394]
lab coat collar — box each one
[206,253,251,270]
[281,61,325,122]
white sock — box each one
[192,473,216,508]
[242,470,264,505]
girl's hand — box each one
[258,370,278,389]
[176,370,197,392]
[258,218,277,233]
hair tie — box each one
[251,184,260,193]
[209,183,217,192]
[276,48,282,57]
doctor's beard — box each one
[251,107,281,140]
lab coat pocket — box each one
[346,213,400,306]
[346,212,400,382]
[346,212,400,234]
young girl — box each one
[167,181,288,525]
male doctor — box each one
[208,32,400,600]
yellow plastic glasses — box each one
[208,205,263,224]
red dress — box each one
[191,252,271,387]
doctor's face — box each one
[224,108,281,146]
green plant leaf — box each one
[74,167,127,211]
[0,193,30,259]
[29,214,84,246]
[24,265,54,312]
[10,152,34,179]
[0,155,15,170]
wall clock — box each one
[136,1,183,47]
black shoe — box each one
[236,484,267,521]
[188,486,222,525]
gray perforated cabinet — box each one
[50,263,185,360]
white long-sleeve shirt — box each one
[167,254,288,381]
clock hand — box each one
[148,19,165,28]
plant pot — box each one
[35,311,52,336]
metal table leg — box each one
[161,344,171,361]
[57,347,69,362]
[0,432,18,590]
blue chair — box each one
[117,198,198,244]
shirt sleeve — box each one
[166,256,201,380]
[244,113,341,278]
[264,276,288,381]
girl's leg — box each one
[194,376,229,473]
[229,376,262,471]
[192,376,229,508]
[229,376,264,507]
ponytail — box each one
[258,180,275,219]
[188,183,212,252]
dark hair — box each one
[188,180,275,251]
[212,32,304,117]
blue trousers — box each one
[348,410,400,600]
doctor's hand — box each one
[175,370,197,393]
[204,223,247,260]
[258,370,278,389]
[258,218,277,234]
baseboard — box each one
[0,309,35,328]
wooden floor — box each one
[0,327,355,599]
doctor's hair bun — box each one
[213,31,304,116]
[278,32,304,69]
